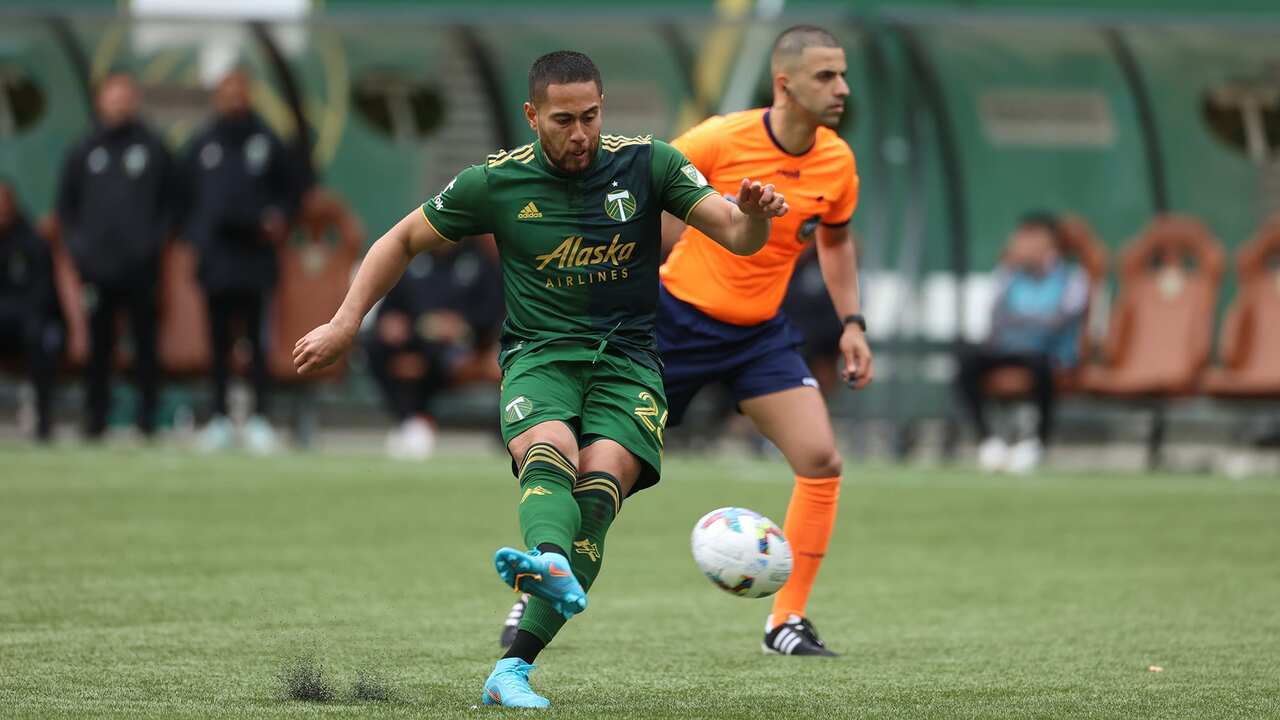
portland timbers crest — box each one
[504,395,533,424]
[605,187,637,222]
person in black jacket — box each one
[56,71,180,439]
[363,238,504,459]
[183,69,299,453]
[0,182,63,442]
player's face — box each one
[525,81,602,174]
[215,72,251,117]
[784,47,849,129]
[1009,226,1059,273]
[96,75,138,128]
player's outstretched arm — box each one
[294,209,449,375]
[686,178,788,256]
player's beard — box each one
[543,133,599,174]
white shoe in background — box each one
[242,415,280,455]
[387,416,436,460]
[977,436,1009,473]
[1006,438,1044,475]
[198,415,236,453]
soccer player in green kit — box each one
[293,51,788,709]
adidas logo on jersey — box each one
[517,202,543,220]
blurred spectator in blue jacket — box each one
[956,212,1089,474]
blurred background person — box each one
[56,71,179,441]
[955,212,1089,474]
[363,238,503,460]
[183,68,300,454]
[781,242,842,395]
[0,181,62,442]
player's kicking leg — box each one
[493,420,589,620]
[485,349,662,707]
[483,419,589,709]
[485,436,640,708]
[740,386,842,657]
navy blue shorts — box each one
[656,283,816,427]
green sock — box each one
[519,471,622,644]
[517,443,581,554]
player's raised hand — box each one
[737,178,789,219]
[293,321,355,376]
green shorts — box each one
[499,344,667,495]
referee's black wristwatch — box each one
[842,314,867,332]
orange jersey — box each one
[659,108,859,326]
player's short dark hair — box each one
[1017,210,1066,251]
[771,25,841,71]
[528,50,602,102]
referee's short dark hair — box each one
[771,25,841,72]
[528,50,602,102]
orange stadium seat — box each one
[267,188,365,383]
[1077,215,1225,468]
[1201,215,1280,397]
[984,214,1108,398]
[156,239,212,376]
[38,216,90,369]
[42,216,208,377]
[1080,215,1224,397]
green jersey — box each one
[420,135,717,370]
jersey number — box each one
[634,392,668,446]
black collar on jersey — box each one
[762,109,816,157]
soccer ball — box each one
[691,507,793,599]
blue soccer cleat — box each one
[482,657,549,708]
[493,548,587,620]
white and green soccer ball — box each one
[691,507,793,599]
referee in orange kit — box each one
[658,24,872,655]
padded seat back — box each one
[268,188,364,382]
[1096,215,1223,394]
[1218,216,1280,378]
[157,240,212,376]
[38,216,90,369]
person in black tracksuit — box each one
[0,182,63,441]
[782,243,842,395]
[182,70,300,440]
[56,72,180,439]
[364,241,504,421]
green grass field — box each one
[1,444,1278,719]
